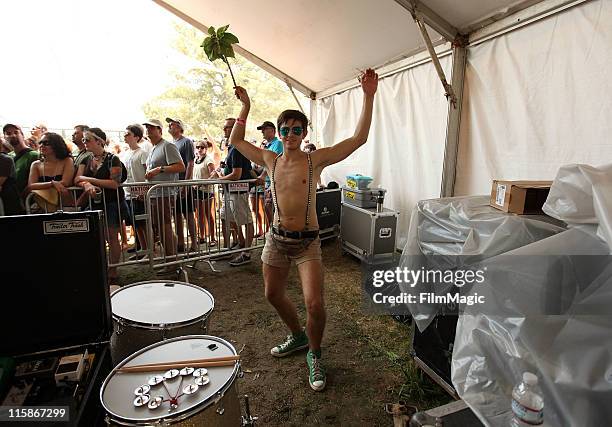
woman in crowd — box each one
[74,127,128,285]
[193,139,217,246]
[26,132,74,211]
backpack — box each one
[105,153,128,183]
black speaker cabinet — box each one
[0,211,112,426]
[411,315,459,398]
[316,188,341,240]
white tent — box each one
[154,0,612,248]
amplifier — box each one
[316,188,341,241]
[0,211,112,426]
[411,315,459,398]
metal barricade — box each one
[143,179,267,277]
[18,178,270,280]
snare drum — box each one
[111,281,214,365]
[101,335,241,426]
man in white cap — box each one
[166,117,198,252]
[143,119,185,256]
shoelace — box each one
[310,356,324,380]
[279,335,295,350]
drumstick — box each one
[120,355,240,369]
[117,360,237,373]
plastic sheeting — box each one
[399,195,565,332]
[454,0,612,196]
[316,57,451,248]
[452,164,612,426]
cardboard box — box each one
[490,180,552,214]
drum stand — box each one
[241,394,258,426]
[188,258,221,274]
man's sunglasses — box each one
[279,126,303,137]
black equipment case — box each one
[411,315,459,398]
[0,211,112,426]
[316,188,341,241]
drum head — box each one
[111,281,214,327]
[101,335,238,423]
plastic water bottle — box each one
[510,372,544,426]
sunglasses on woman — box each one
[279,126,303,137]
[196,145,206,149]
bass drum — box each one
[110,280,214,365]
[101,335,241,426]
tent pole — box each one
[286,83,314,132]
[414,17,457,106]
[393,0,458,42]
[309,98,318,147]
[440,45,467,198]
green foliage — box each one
[143,22,307,144]
[201,25,238,61]
[200,24,240,85]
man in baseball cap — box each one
[256,121,275,131]
[3,123,40,195]
[166,117,198,252]
[165,117,185,131]
[255,121,283,228]
[2,123,22,134]
[142,119,164,129]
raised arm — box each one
[230,86,269,167]
[314,69,378,168]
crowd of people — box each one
[1,68,378,394]
[0,117,318,281]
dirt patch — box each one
[119,240,450,426]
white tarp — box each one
[455,0,612,196]
[399,195,564,332]
[317,58,452,247]
[453,163,612,426]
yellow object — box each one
[31,188,59,212]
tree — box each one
[143,22,308,145]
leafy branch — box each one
[200,25,240,86]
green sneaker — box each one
[307,350,326,392]
[270,331,309,357]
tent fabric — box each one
[155,0,441,95]
[316,58,452,247]
[454,0,612,196]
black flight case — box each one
[0,210,112,426]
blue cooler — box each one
[346,174,373,190]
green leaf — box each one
[200,24,239,68]
[222,32,239,45]
[223,45,235,58]
[203,45,213,59]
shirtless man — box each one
[229,69,378,391]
